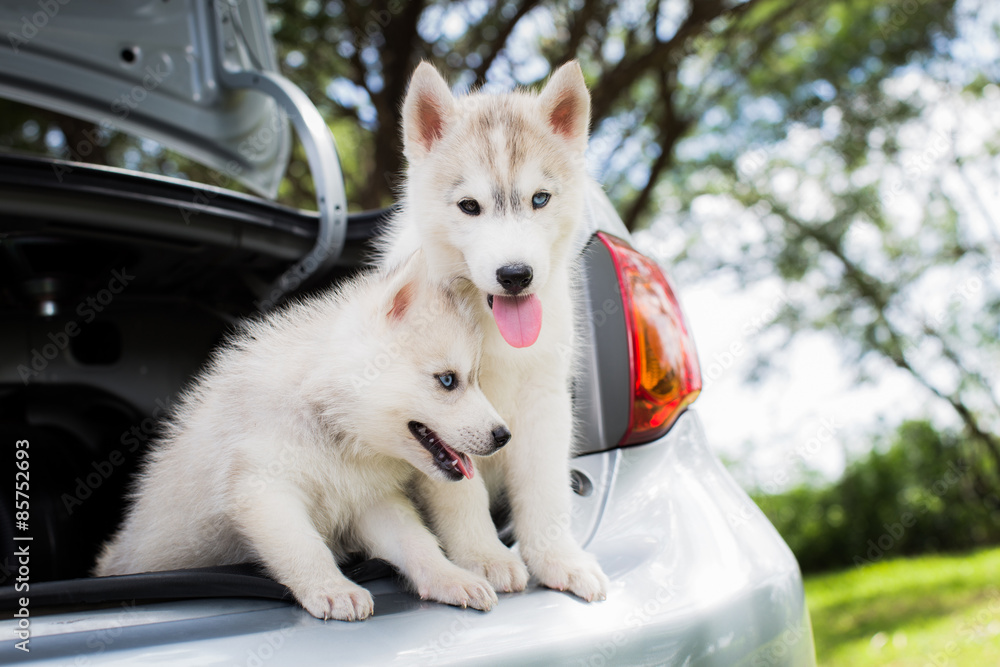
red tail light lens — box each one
[598,232,701,446]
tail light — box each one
[598,232,701,446]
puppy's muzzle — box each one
[475,425,511,456]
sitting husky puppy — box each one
[379,62,609,601]
[94,252,510,621]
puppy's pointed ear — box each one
[382,249,426,324]
[387,280,415,324]
[402,62,454,161]
[538,61,591,152]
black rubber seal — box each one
[0,559,395,610]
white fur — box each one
[94,252,511,620]
[379,61,610,601]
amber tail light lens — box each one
[598,232,702,446]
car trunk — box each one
[0,153,383,585]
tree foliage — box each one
[756,420,1000,573]
[644,0,1000,496]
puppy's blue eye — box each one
[458,199,481,216]
[532,192,550,209]
[437,373,456,390]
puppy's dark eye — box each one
[458,199,481,216]
[437,373,457,390]
[532,192,550,209]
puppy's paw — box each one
[298,581,374,621]
[416,567,499,612]
[526,548,609,602]
[455,547,529,594]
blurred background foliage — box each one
[756,419,1000,573]
[1,0,997,568]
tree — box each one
[643,0,1000,493]
[755,420,1000,573]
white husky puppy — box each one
[94,252,511,620]
[379,62,609,601]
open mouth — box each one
[486,293,543,348]
[408,421,474,481]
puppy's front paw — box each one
[526,548,609,602]
[298,581,374,621]
[416,567,499,612]
[455,547,529,594]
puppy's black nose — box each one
[492,426,511,448]
[496,264,533,295]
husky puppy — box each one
[94,252,510,620]
[379,62,609,601]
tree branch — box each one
[589,0,765,125]
[357,0,427,208]
[622,72,688,230]
[766,199,1000,480]
[471,0,543,87]
[563,0,605,61]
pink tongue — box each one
[492,294,543,348]
[455,453,474,480]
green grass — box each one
[805,547,1000,666]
